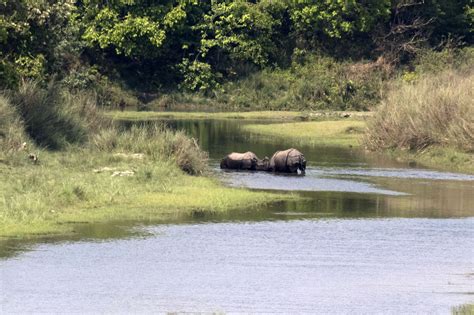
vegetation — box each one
[106,110,307,121]
[364,70,473,152]
[1,0,472,94]
[0,148,291,238]
[386,146,474,174]
[0,82,295,238]
[243,120,367,147]
[105,110,372,121]
[1,0,473,237]
[362,54,473,173]
[452,304,474,315]
[145,54,388,111]
[0,95,26,153]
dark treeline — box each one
[1,0,472,93]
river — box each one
[1,118,473,313]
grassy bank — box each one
[105,110,372,122]
[386,146,474,174]
[243,120,367,147]
[0,147,294,239]
[364,69,473,174]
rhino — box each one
[220,151,259,170]
[268,148,306,174]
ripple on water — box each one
[1,218,472,313]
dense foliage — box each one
[1,0,472,92]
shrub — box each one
[364,70,474,152]
[61,67,141,109]
[414,47,474,75]
[210,53,386,111]
[170,131,208,175]
[94,80,140,109]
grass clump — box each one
[452,303,474,315]
[243,120,366,147]
[0,95,27,154]
[364,70,473,153]
[92,123,208,175]
[8,81,110,150]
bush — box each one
[61,67,141,109]
[94,80,141,109]
[364,70,474,152]
[210,53,386,111]
[414,47,474,75]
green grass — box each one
[105,110,373,122]
[241,120,473,173]
[0,149,295,238]
[243,120,367,147]
[388,146,474,174]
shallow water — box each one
[1,118,473,313]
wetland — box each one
[1,117,473,313]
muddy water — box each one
[1,118,473,313]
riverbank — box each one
[105,110,373,122]
[240,119,473,174]
[0,149,295,239]
[388,146,474,174]
[243,120,366,147]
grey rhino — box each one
[220,151,259,170]
[268,148,306,174]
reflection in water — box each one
[1,118,473,313]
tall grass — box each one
[0,95,27,153]
[364,70,474,152]
[10,81,91,149]
[92,124,208,175]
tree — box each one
[0,0,78,88]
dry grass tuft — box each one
[364,70,474,152]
